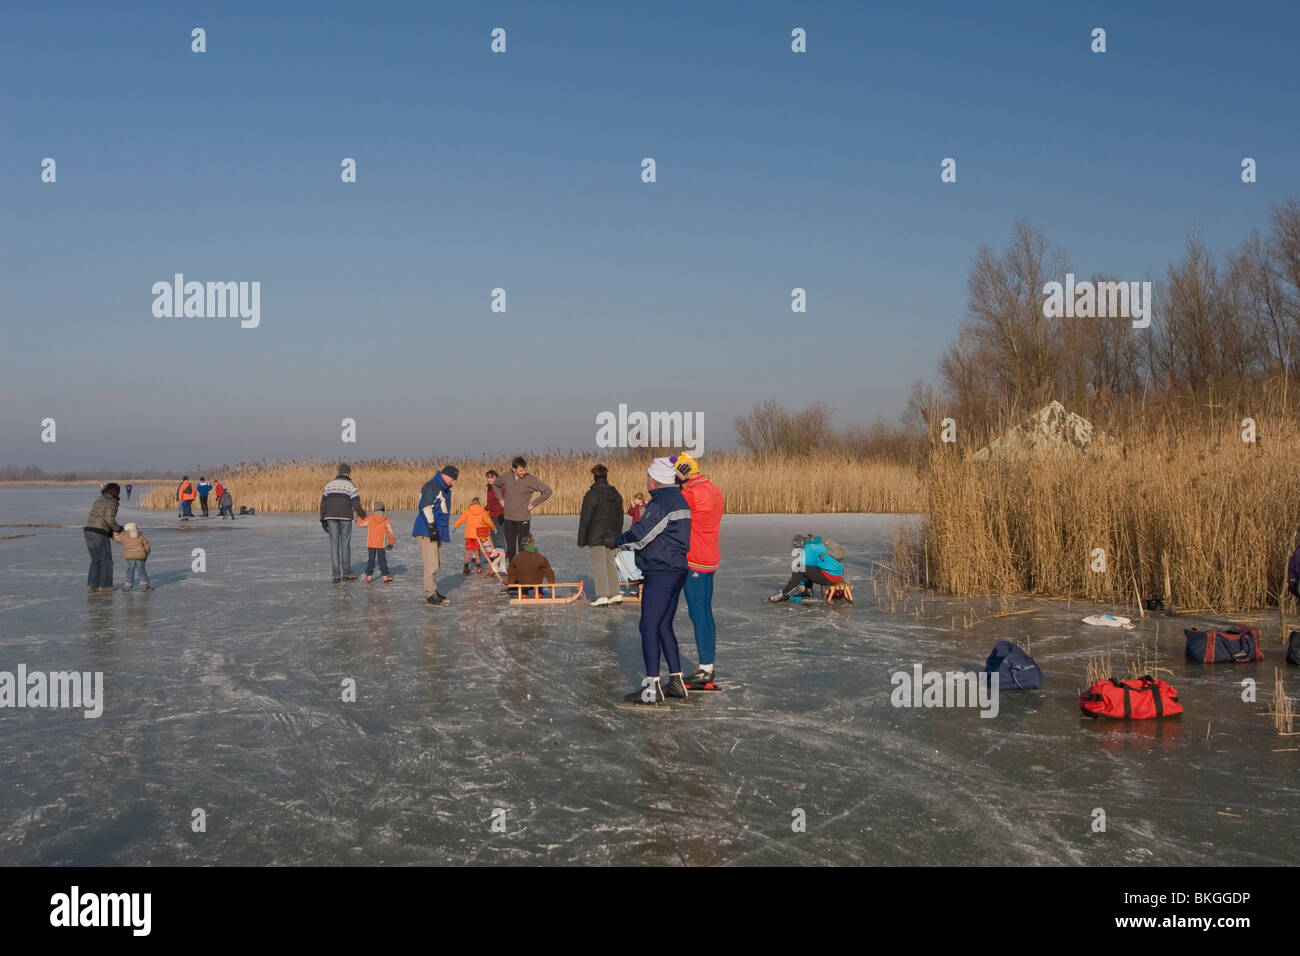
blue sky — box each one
[3,0,1298,471]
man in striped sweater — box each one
[320,463,367,582]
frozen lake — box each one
[0,485,1296,865]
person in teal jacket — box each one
[769,534,845,601]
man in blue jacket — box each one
[616,457,692,704]
[412,465,458,605]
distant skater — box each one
[213,479,224,511]
[197,476,212,517]
[320,463,367,583]
[616,458,691,705]
[492,457,552,563]
[577,463,624,606]
[672,452,725,689]
[218,488,234,519]
[83,483,125,592]
[355,500,396,583]
[176,475,196,519]
[124,483,133,501]
[413,465,458,605]
[113,522,153,591]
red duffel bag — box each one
[1080,676,1183,719]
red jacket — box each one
[681,474,723,572]
[486,482,505,519]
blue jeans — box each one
[84,530,113,588]
[639,571,686,677]
[180,500,193,517]
[126,559,149,587]
[684,569,716,666]
[327,520,353,578]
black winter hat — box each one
[441,465,460,480]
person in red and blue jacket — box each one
[412,465,458,605]
[616,457,691,705]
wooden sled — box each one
[617,580,643,603]
[508,581,585,605]
[476,537,506,584]
[821,581,854,603]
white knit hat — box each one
[647,457,676,485]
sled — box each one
[476,538,507,584]
[821,581,854,603]
[617,581,642,603]
[507,581,585,605]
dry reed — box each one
[142,452,924,516]
[901,427,1300,611]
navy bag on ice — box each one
[984,640,1044,690]
[1287,631,1300,667]
[1183,627,1263,664]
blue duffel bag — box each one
[984,640,1045,690]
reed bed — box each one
[141,453,924,516]
[900,430,1300,611]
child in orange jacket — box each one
[452,497,496,574]
[356,501,396,583]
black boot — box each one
[624,676,664,705]
[663,673,689,699]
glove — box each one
[428,529,438,542]
[321,521,329,532]
[386,544,394,551]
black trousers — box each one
[782,567,836,595]
[503,518,531,561]
[199,495,210,516]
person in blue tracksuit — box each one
[616,457,692,704]
[412,465,458,605]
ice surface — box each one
[0,486,1296,865]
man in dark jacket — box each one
[412,465,458,605]
[578,463,625,606]
[320,463,367,582]
[492,457,553,562]
[616,458,691,704]
[84,483,125,591]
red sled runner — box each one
[1080,676,1183,719]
